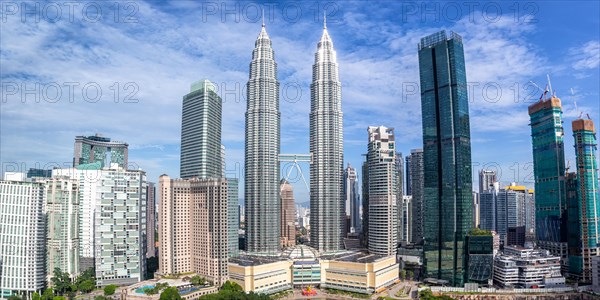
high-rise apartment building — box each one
[568,119,600,281]
[146,182,156,258]
[180,80,222,179]
[400,195,412,242]
[496,188,526,245]
[395,152,404,243]
[361,160,369,247]
[344,164,361,234]
[408,149,424,244]
[245,23,281,254]
[310,20,344,253]
[158,176,229,286]
[479,170,497,194]
[479,187,498,232]
[419,30,473,286]
[405,155,412,196]
[0,180,46,299]
[280,180,296,248]
[228,178,239,258]
[366,126,398,255]
[528,97,567,258]
[46,176,80,280]
[73,134,128,168]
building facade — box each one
[309,20,344,253]
[73,134,128,168]
[344,164,361,234]
[408,149,424,244]
[180,80,222,179]
[366,126,398,256]
[419,30,473,286]
[146,182,156,258]
[479,170,497,194]
[158,176,229,286]
[46,177,80,280]
[528,97,567,258]
[493,246,565,288]
[228,178,239,258]
[0,180,46,299]
[245,23,281,255]
[568,119,600,281]
[280,180,296,248]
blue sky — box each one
[1,1,599,204]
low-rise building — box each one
[121,278,217,300]
[493,246,565,288]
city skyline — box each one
[2,2,599,205]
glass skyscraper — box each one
[244,23,281,254]
[408,148,424,244]
[344,164,361,234]
[180,79,223,179]
[73,134,128,168]
[419,30,473,286]
[310,20,344,253]
[528,97,567,257]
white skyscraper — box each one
[310,18,344,253]
[244,23,281,254]
[0,179,46,298]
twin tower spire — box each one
[244,15,344,254]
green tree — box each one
[159,287,182,300]
[78,279,95,293]
[52,296,66,300]
[94,296,111,300]
[407,270,413,280]
[399,269,406,280]
[220,281,242,293]
[51,268,73,295]
[103,285,117,296]
[42,288,54,300]
[32,292,41,300]
[75,267,96,293]
[190,275,206,286]
[7,295,21,300]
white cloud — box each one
[570,40,600,70]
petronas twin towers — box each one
[244,20,344,254]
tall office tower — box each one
[146,182,156,258]
[73,134,128,168]
[395,152,404,242]
[228,178,239,257]
[309,19,344,253]
[180,80,222,179]
[409,148,424,244]
[496,188,526,245]
[472,191,480,228]
[158,176,229,285]
[479,189,497,232]
[344,164,361,234]
[525,189,536,242]
[245,23,281,254]
[0,180,46,299]
[405,155,412,196]
[280,180,296,248]
[366,126,398,255]
[479,170,497,194]
[46,176,80,280]
[419,30,473,286]
[528,96,567,257]
[568,119,600,281]
[361,160,369,246]
[53,164,147,286]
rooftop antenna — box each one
[546,74,554,97]
[262,8,265,27]
[323,10,326,29]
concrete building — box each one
[280,180,296,248]
[53,164,147,286]
[496,188,526,245]
[180,80,222,179]
[407,149,423,244]
[73,134,128,168]
[366,126,398,256]
[245,23,281,255]
[228,246,398,295]
[493,246,565,288]
[399,196,412,243]
[528,97,567,258]
[343,164,361,235]
[46,176,80,280]
[479,169,497,194]
[228,178,239,258]
[568,118,600,281]
[310,19,344,253]
[146,182,156,258]
[0,179,46,299]
[395,152,404,243]
[158,175,229,286]
[420,30,473,286]
[472,192,480,228]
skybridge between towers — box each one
[279,153,312,193]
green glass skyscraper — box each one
[419,30,473,286]
[528,97,567,257]
[568,118,599,281]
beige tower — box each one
[280,180,296,248]
[158,175,229,286]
